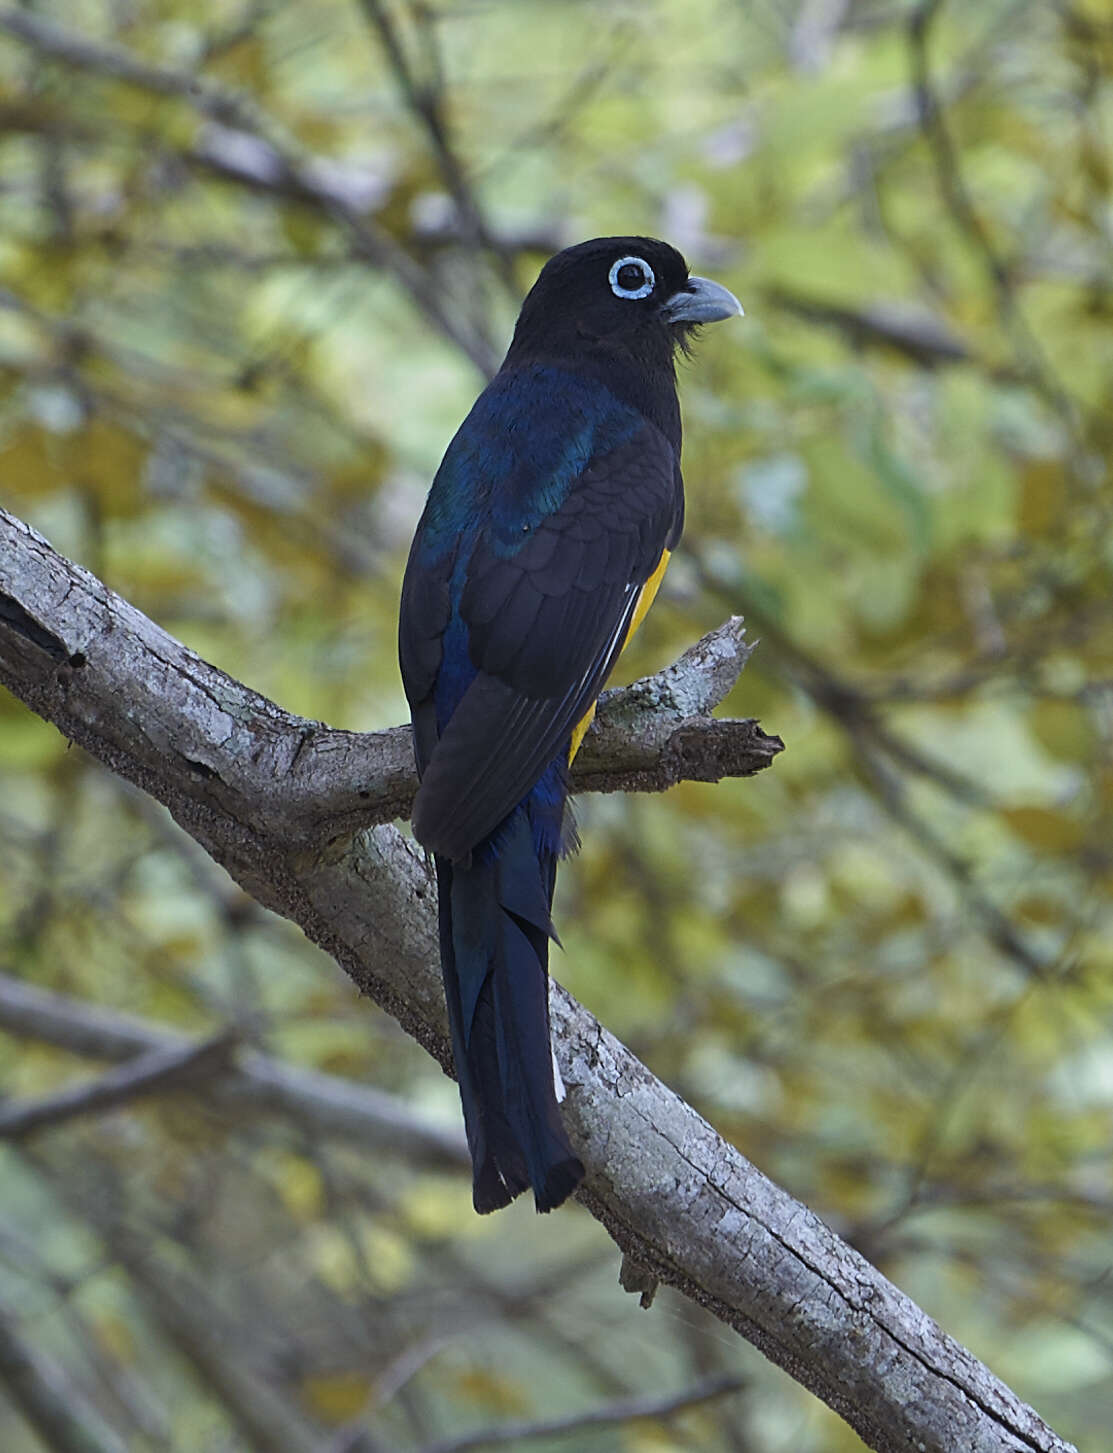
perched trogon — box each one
[399,236,742,1213]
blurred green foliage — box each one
[2,0,1113,1449]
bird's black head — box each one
[502,236,741,441]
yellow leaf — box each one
[1018,460,1068,536]
[1029,698,1095,763]
[64,420,148,514]
[0,424,64,501]
[356,1222,414,1293]
[93,1312,135,1364]
[451,1367,530,1415]
[1002,806,1085,853]
[280,210,327,258]
[301,1372,372,1424]
[1015,895,1065,926]
[272,1150,325,1222]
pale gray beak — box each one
[662,275,744,324]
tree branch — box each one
[0,509,780,849]
[0,1300,129,1453]
[24,1156,333,1453]
[767,284,974,368]
[0,508,1075,1453]
[0,7,501,377]
[0,972,469,1167]
[421,1372,746,1453]
[907,0,1080,447]
[355,0,516,291]
[0,1032,237,1140]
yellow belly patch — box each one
[567,700,598,764]
[568,548,671,763]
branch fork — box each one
[0,506,1075,1453]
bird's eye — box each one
[608,256,655,300]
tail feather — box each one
[436,815,584,1214]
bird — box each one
[399,236,742,1213]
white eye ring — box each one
[608,255,655,300]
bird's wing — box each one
[398,531,455,779]
[410,422,680,861]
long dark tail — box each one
[436,812,584,1213]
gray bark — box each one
[0,507,1075,1453]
